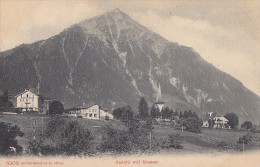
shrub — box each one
[99,118,159,154]
[237,134,253,144]
[105,115,109,121]
[99,126,131,153]
[0,122,24,155]
[28,116,94,156]
[49,101,64,115]
[162,134,183,149]
[183,117,203,133]
[241,121,252,130]
[112,106,133,122]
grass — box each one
[1,114,259,154]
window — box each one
[27,94,28,97]
[94,114,97,117]
[85,113,88,116]
[89,114,92,117]
[92,109,95,112]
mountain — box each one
[0,9,259,123]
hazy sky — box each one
[0,0,259,96]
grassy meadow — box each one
[0,114,259,154]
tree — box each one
[28,116,94,156]
[0,122,24,155]
[138,97,149,120]
[99,126,131,153]
[0,90,13,112]
[224,113,239,129]
[241,121,252,130]
[99,117,159,154]
[208,119,215,129]
[179,111,183,118]
[49,101,64,115]
[183,110,193,119]
[237,133,253,144]
[112,106,133,122]
[150,104,160,119]
[183,117,203,133]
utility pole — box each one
[149,130,152,150]
[242,140,244,155]
[41,116,43,136]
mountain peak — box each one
[107,8,124,14]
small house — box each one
[68,104,113,120]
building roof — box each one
[155,101,165,104]
[15,89,39,98]
[70,103,111,113]
[213,116,228,122]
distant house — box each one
[202,121,209,128]
[213,116,230,129]
[154,102,165,112]
[15,89,51,113]
[67,104,114,120]
[202,112,230,129]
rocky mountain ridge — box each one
[0,9,259,123]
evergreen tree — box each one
[179,111,183,118]
[138,97,149,120]
[49,101,64,115]
[224,113,239,129]
[2,90,10,104]
[112,106,134,122]
[150,104,160,119]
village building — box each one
[67,104,114,120]
[213,116,230,129]
[15,89,50,114]
[202,111,230,129]
[155,102,165,112]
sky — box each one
[0,0,259,96]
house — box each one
[68,104,114,120]
[202,121,209,128]
[154,102,165,112]
[213,116,230,129]
[15,89,50,113]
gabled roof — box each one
[69,103,111,113]
[15,89,39,97]
[213,116,228,122]
[155,101,165,104]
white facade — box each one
[69,104,113,120]
[213,116,230,129]
[155,102,165,112]
[16,89,39,112]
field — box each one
[1,114,260,154]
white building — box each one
[154,102,165,112]
[68,104,114,120]
[16,89,39,112]
[15,89,50,113]
[213,116,230,129]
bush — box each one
[241,121,252,130]
[183,117,203,133]
[112,106,133,122]
[105,115,109,121]
[99,126,131,153]
[99,118,159,154]
[162,134,183,149]
[28,116,94,156]
[0,122,24,155]
[237,134,253,144]
[49,101,64,115]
